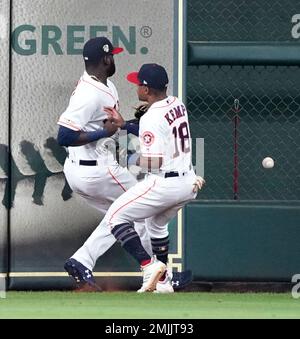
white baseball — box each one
[262,157,274,169]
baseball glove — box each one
[134,103,149,120]
[127,103,150,125]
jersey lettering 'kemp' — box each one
[139,97,191,171]
[164,104,186,126]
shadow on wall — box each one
[0,138,72,209]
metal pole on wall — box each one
[233,98,240,200]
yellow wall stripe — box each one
[9,272,143,278]
[178,0,184,101]
[167,0,185,273]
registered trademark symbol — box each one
[140,26,152,38]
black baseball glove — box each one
[127,103,149,124]
[134,103,149,120]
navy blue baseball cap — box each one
[83,37,123,62]
[127,63,169,90]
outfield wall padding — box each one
[188,42,300,66]
[184,201,300,282]
[0,0,10,279]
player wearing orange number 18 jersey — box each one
[105,63,205,292]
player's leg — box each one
[105,164,152,254]
[64,160,159,290]
[63,160,123,268]
[146,204,187,293]
[106,176,181,291]
[69,164,138,263]
[107,174,196,229]
[68,164,152,270]
[107,174,197,291]
[64,163,194,290]
[106,177,166,291]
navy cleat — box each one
[64,258,102,292]
[170,270,193,291]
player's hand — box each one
[104,107,125,128]
[193,176,205,193]
[103,119,119,136]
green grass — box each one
[0,292,299,319]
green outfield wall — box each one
[184,201,300,281]
[184,0,300,283]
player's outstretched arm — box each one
[121,121,139,136]
[57,122,118,147]
[104,105,149,137]
[121,104,149,136]
[105,105,140,136]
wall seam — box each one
[7,0,13,289]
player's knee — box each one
[147,227,169,239]
[108,214,130,231]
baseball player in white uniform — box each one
[104,63,205,292]
[57,38,193,292]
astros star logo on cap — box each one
[103,44,109,53]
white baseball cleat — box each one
[138,258,166,293]
[154,272,174,293]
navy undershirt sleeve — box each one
[57,125,109,146]
[122,121,139,136]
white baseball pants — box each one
[106,171,197,238]
[63,157,152,270]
